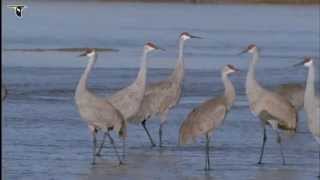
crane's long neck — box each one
[134,49,148,87]
[76,55,96,95]
[222,73,236,110]
[170,39,185,83]
[246,50,263,97]
[305,63,316,108]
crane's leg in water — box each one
[106,131,123,165]
[258,126,267,164]
[89,126,97,165]
[159,123,164,147]
[122,137,126,160]
[318,150,320,179]
[159,113,168,147]
[141,120,156,147]
[205,133,211,171]
[96,132,107,156]
[275,129,286,165]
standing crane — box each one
[294,57,319,177]
[131,32,202,147]
[96,42,163,155]
[241,44,297,165]
[75,48,127,165]
[179,64,239,170]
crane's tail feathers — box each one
[283,129,296,137]
[278,124,297,137]
[179,131,190,145]
[179,121,194,145]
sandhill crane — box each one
[241,44,297,165]
[94,42,163,155]
[75,48,127,165]
[294,57,319,177]
[131,32,201,147]
[179,64,239,170]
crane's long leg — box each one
[275,130,286,165]
[205,133,211,171]
[318,150,320,179]
[106,131,123,165]
[89,127,98,165]
[159,123,164,147]
[258,126,267,164]
[122,137,126,160]
[96,132,107,156]
[159,113,168,148]
[141,120,156,147]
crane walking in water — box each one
[132,32,202,147]
[75,49,127,165]
[179,64,239,170]
[294,57,320,177]
[241,44,297,165]
[96,42,163,155]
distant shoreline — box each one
[93,0,320,4]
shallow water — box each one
[2,1,320,180]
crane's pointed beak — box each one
[231,67,240,74]
[190,35,203,39]
[157,47,165,51]
[237,48,249,55]
[152,44,165,51]
[293,60,305,67]
[78,52,87,57]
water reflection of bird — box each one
[294,57,320,177]
[241,44,297,165]
[131,32,202,147]
[179,64,239,171]
[8,5,27,18]
[75,48,127,165]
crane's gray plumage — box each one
[75,49,127,165]
[242,44,297,165]
[179,64,238,170]
[274,83,305,111]
[109,43,162,121]
[295,58,320,177]
[131,32,201,147]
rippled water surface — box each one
[2,1,320,180]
